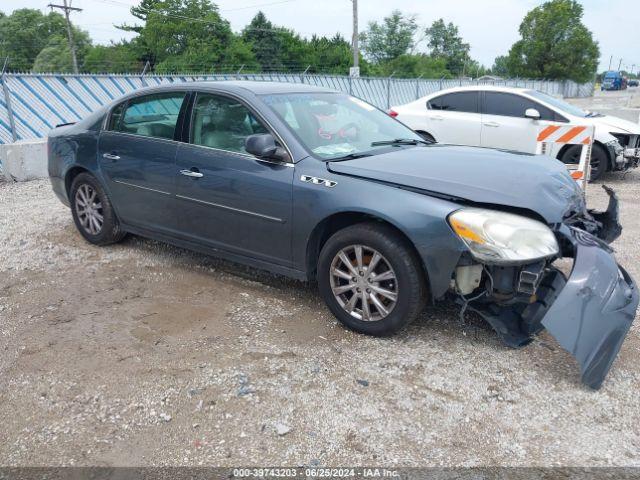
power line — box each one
[84,0,312,35]
[221,0,296,12]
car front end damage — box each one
[606,134,640,171]
[449,186,638,389]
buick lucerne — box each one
[48,82,638,389]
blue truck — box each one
[601,71,627,90]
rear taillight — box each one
[388,109,398,118]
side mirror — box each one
[245,133,289,162]
[525,108,541,120]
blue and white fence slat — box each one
[0,72,595,145]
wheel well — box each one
[64,166,90,196]
[556,141,612,171]
[415,130,436,142]
[305,212,429,286]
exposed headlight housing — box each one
[448,208,560,264]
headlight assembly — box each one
[448,208,560,264]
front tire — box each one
[560,143,608,182]
[317,222,428,336]
[70,172,126,245]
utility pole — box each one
[350,0,359,77]
[48,0,82,74]
[617,58,623,71]
[608,55,612,70]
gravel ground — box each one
[1,171,639,467]
[1,101,640,467]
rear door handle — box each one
[103,153,120,160]
[430,115,444,121]
[180,169,204,178]
[483,122,500,128]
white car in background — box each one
[390,86,640,180]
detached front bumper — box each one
[468,189,637,389]
[542,225,638,389]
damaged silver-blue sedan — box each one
[48,81,638,389]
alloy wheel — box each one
[329,244,398,322]
[74,184,104,235]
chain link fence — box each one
[0,72,594,144]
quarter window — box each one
[190,93,268,153]
[428,92,478,113]
[483,92,557,121]
[111,92,186,140]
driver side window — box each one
[190,93,268,154]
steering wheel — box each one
[338,122,360,141]
[318,122,360,142]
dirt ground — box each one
[1,96,640,467]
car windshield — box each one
[526,89,588,118]
[261,92,424,160]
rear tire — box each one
[560,143,608,182]
[317,222,428,336]
[70,172,126,245]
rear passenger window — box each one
[113,92,186,140]
[483,92,557,121]
[428,92,478,113]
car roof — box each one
[128,80,336,96]
[425,85,532,95]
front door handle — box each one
[483,122,500,128]
[180,169,204,178]
[103,153,120,160]
[430,115,445,121]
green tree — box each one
[242,12,320,72]
[491,55,510,77]
[32,36,73,72]
[278,28,311,71]
[379,54,449,78]
[0,9,90,71]
[83,42,140,73]
[306,34,353,74]
[242,11,283,70]
[360,10,418,64]
[505,0,599,82]
[118,0,246,72]
[424,19,470,75]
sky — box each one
[6,0,640,73]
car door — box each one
[424,91,481,145]
[174,91,294,266]
[480,91,556,153]
[98,91,188,233]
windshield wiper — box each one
[328,152,374,162]
[370,138,431,147]
[586,111,603,118]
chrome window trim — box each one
[175,194,284,223]
[101,130,183,146]
[101,89,297,167]
[180,142,294,168]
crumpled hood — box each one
[586,114,640,135]
[327,145,584,223]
